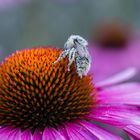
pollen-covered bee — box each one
[53,35,91,78]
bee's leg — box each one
[53,49,70,64]
[68,48,76,71]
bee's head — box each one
[64,35,88,49]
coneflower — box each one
[89,21,140,82]
[0,36,140,139]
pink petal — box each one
[79,120,123,140]
[0,127,21,140]
[128,135,139,140]
[87,105,140,127]
[95,67,137,88]
[43,127,65,140]
[21,129,32,140]
[32,130,42,140]
[97,83,140,105]
[58,127,71,140]
[0,127,12,140]
[8,129,21,140]
[62,122,98,140]
[65,126,87,140]
[124,125,140,139]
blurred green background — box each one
[0,0,140,60]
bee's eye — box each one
[73,38,80,45]
[74,38,78,42]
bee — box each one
[53,35,91,78]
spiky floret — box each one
[0,47,94,132]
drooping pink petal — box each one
[21,129,32,140]
[79,120,123,140]
[62,122,99,140]
[43,128,55,140]
[32,130,42,140]
[65,126,90,140]
[124,125,140,140]
[0,127,13,140]
[87,105,140,127]
[97,83,140,105]
[95,68,137,88]
[43,127,65,140]
[128,134,139,140]
[0,127,21,140]
[8,129,21,140]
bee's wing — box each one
[75,55,91,77]
[76,45,89,58]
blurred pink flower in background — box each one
[0,0,31,9]
[89,20,140,82]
